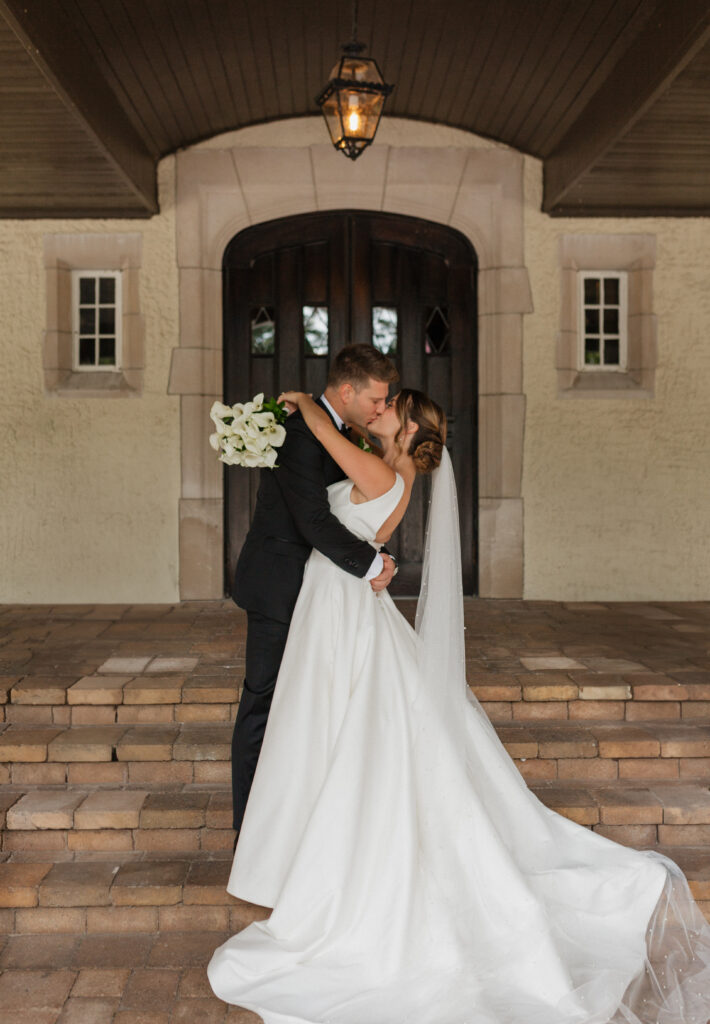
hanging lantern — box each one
[316,36,394,161]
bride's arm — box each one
[278,391,395,500]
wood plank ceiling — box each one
[1,0,709,218]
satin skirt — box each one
[208,552,710,1023]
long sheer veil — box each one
[413,449,710,1024]
[414,446,499,742]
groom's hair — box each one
[328,344,399,390]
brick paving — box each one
[0,597,709,1020]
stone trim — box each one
[43,233,144,397]
[173,138,532,599]
[557,233,657,399]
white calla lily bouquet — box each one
[209,393,288,468]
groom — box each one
[230,344,400,838]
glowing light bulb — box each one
[347,94,361,133]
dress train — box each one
[208,471,710,1024]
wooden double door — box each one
[223,210,478,596]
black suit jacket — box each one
[232,401,377,624]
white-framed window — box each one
[72,270,122,370]
[578,271,627,371]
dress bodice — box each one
[327,473,405,544]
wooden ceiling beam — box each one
[543,0,710,214]
[0,0,158,215]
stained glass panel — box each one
[372,306,397,355]
[251,307,276,355]
[303,305,329,356]
[425,306,450,355]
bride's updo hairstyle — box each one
[394,390,447,475]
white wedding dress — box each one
[208,456,710,1024]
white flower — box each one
[239,420,261,440]
[243,433,270,454]
[209,432,221,451]
[252,411,276,429]
[267,423,286,447]
[252,392,264,409]
[240,450,263,467]
[210,401,233,424]
[262,447,279,468]
[227,423,247,444]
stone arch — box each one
[169,121,532,599]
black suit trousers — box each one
[231,610,291,831]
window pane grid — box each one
[73,271,121,370]
[579,272,626,370]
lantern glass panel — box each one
[341,56,383,84]
[322,93,344,147]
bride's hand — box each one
[278,390,311,415]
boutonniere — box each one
[358,436,373,453]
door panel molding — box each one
[223,211,477,596]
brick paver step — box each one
[3,673,242,728]
[0,854,263,922]
[2,782,710,857]
[2,719,710,795]
[0,848,707,931]
[2,719,709,764]
[1,787,233,854]
[5,670,710,715]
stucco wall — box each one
[0,158,180,603]
[523,157,710,600]
[1,117,708,603]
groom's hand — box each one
[370,553,396,593]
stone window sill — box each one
[558,368,653,400]
[46,370,141,398]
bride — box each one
[208,388,710,1024]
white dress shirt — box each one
[320,394,383,582]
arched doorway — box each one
[223,210,478,596]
